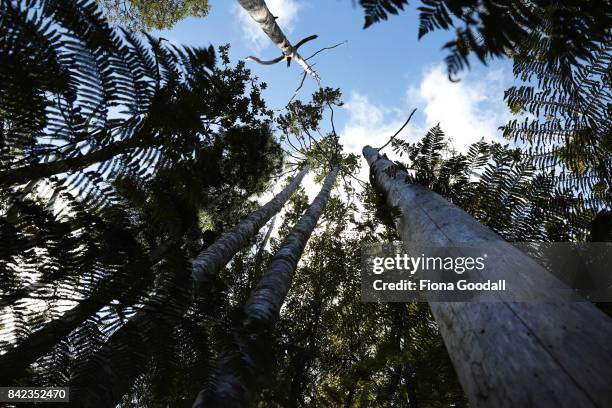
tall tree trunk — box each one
[236,0,319,81]
[0,238,174,385]
[363,146,612,407]
[69,167,308,408]
[289,295,323,408]
[193,166,338,408]
[253,214,276,272]
[0,133,152,188]
[403,364,418,408]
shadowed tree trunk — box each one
[192,166,338,408]
[288,286,323,408]
[69,167,308,408]
[0,238,175,385]
[363,145,612,407]
[0,132,153,188]
[253,214,276,272]
[289,296,322,408]
[236,0,319,81]
[403,364,418,408]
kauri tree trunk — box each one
[0,238,174,385]
[192,166,338,408]
[0,134,152,188]
[363,145,612,407]
[69,167,309,407]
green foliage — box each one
[502,9,611,209]
[1,0,274,198]
[0,0,282,394]
[390,125,596,242]
[359,0,407,28]
[357,0,612,80]
[96,0,209,31]
[4,1,609,406]
[277,87,360,193]
[247,190,466,407]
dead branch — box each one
[306,40,348,61]
[377,108,417,151]
[245,35,318,66]
[245,55,285,65]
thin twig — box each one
[295,134,306,151]
[325,100,337,137]
[377,108,417,151]
[348,173,369,189]
[286,71,308,106]
[306,40,348,61]
[273,63,317,112]
[285,135,303,154]
[274,166,299,181]
[282,148,304,161]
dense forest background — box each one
[0,0,610,407]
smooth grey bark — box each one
[69,167,308,408]
[0,238,174,385]
[253,214,276,271]
[190,166,308,287]
[363,145,612,407]
[192,166,338,408]
[236,0,319,81]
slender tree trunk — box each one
[193,166,338,408]
[0,237,175,310]
[363,146,612,407]
[70,167,308,408]
[236,0,319,81]
[0,238,174,385]
[243,215,277,300]
[253,214,276,272]
[344,381,357,408]
[289,296,323,408]
[403,364,418,408]
[1,281,48,309]
[0,132,151,188]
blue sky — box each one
[154,0,518,197]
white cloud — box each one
[339,92,417,188]
[338,64,512,193]
[408,64,511,149]
[235,0,301,53]
[256,64,512,239]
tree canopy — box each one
[95,0,209,31]
[358,0,612,80]
[1,0,611,406]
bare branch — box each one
[306,40,348,61]
[237,0,320,82]
[244,54,285,65]
[348,172,369,189]
[245,35,318,66]
[273,63,317,112]
[377,108,417,151]
[286,71,307,106]
[285,135,303,154]
[294,34,318,50]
